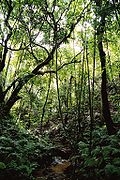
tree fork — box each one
[0,2,91,118]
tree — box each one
[0,0,119,136]
[0,0,90,118]
[94,0,120,134]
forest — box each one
[0,0,120,179]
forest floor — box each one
[1,113,120,180]
[32,112,120,180]
[33,120,75,180]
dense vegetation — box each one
[0,0,120,179]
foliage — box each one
[0,117,54,179]
[76,129,120,179]
[0,0,120,179]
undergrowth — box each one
[0,117,54,180]
[0,114,120,180]
[76,128,120,180]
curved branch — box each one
[3,2,90,114]
[31,42,49,55]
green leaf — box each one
[0,162,6,170]
[84,157,97,167]
[105,164,120,176]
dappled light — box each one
[0,0,120,180]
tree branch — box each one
[0,1,13,72]
[37,50,83,75]
[3,2,90,113]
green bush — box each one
[0,117,54,179]
[77,129,120,179]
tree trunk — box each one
[97,15,116,135]
[98,41,116,135]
